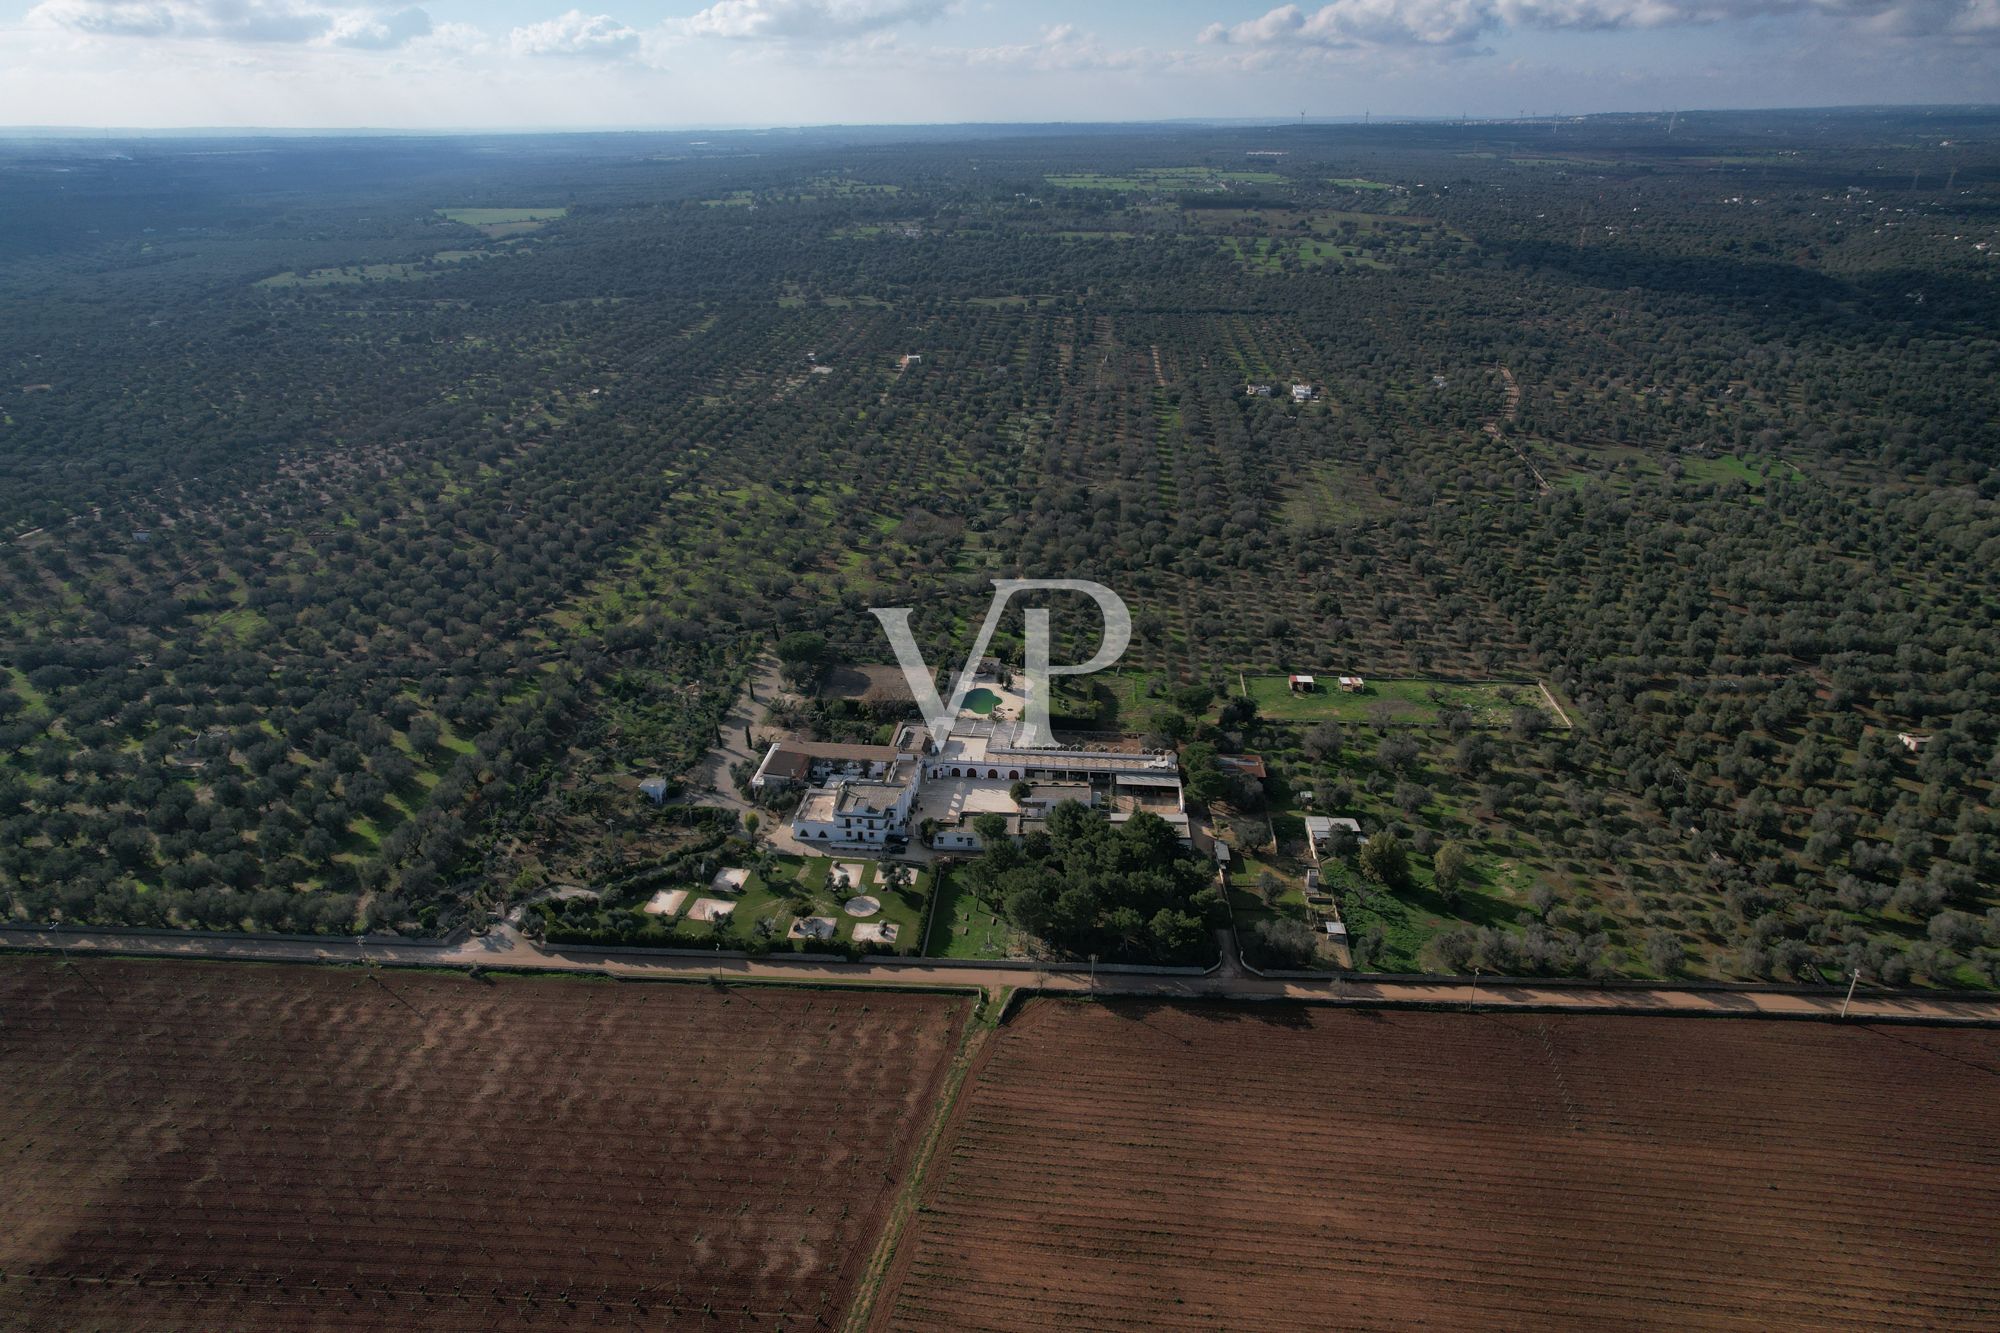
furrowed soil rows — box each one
[0,957,968,1330]
[875,1000,2000,1332]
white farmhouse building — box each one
[756,704,1188,851]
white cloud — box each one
[508,10,641,59]
[1201,0,2000,48]
[28,0,436,47]
[682,0,949,41]
[1201,1,1491,48]
[327,5,431,49]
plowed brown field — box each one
[0,957,968,1329]
[873,999,2000,1332]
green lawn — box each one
[1242,676,1562,728]
[925,866,1020,960]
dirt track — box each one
[873,999,2000,1331]
[6,924,1999,1026]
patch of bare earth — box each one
[0,958,967,1330]
[875,1000,2000,1331]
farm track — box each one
[873,1000,2000,1331]
[0,958,970,1330]
[1486,363,1551,493]
[6,924,2000,1024]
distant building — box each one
[1338,675,1366,692]
[1898,732,1933,754]
[638,777,670,804]
[1245,383,1273,397]
[1290,383,1314,402]
[1288,673,1317,693]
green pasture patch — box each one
[439,207,566,225]
[203,607,269,645]
[439,207,567,238]
[925,867,1019,960]
[1242,676,1561,727]
[1679,453,1766,488]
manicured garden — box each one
[533,849,932,956]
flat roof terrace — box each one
[933,721,1176,774]
[912,779,1017,827]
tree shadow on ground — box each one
[1099,996,1316,1030]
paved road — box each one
[7,925,1999,1024]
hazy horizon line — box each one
[1,102,1994,141]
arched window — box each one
[988,769,999,780]
[1008,770,1020,780]
[951,767,961,778]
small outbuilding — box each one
[1288,673,1317,693]
[1216,753,1268,782]
[1303,816,1363,864]
[638,776,670,804]
[1338,675,1366,693]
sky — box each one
[1,0,1996,130]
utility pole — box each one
[1468,968,1481,1011]
[1089,953,1098,996]
[1840,967,1862,1019]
